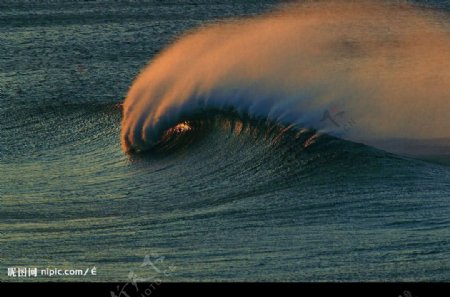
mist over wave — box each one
[121,0,450,154]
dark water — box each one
[1,0,450,282]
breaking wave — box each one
[121,1,450,155]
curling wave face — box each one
[121,1,450,154]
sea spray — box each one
[121,1,450,153]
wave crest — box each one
[121,1,450,154]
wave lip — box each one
[121,1,450,154]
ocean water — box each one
[1,0,450,282]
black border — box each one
[0,282,448,296]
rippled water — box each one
[1,0,450,282]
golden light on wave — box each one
[154,121,193,147]
[167,122,192,134]
[120,0,450,154]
